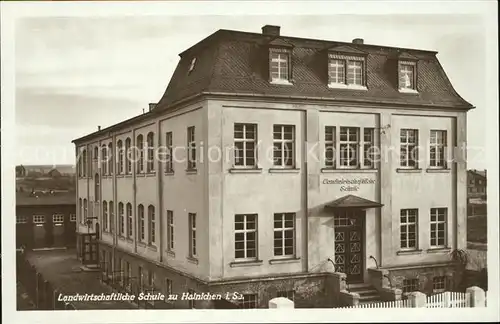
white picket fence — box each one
[348,299,411,308]
[426,291,470,308]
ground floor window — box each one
[16,215,27,224]
[432,276,446,293]
[238,294,258,309]
[277,290,295,301]
[70,214,77,222]
[188,289,196,309]
[402,278,419,293]
[33,215,45,224]
[53,214,64,224]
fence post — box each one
[269,297,294,309]
[443,291,451,307]
[466,286,486,307]
[408,291,426,307]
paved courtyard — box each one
[24,249,137,310]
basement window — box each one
[402,278,419,293]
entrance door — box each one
[333,209,364,283]
[82,233,98,265]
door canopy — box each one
[324,194,383,211]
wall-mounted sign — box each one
[322,178,376,192]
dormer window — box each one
[399,61,417,92]
[188,58,197,73]
[328,53,366,89]
[269,48,291,84]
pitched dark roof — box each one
[324,194,383,209]
[156,29,474,111]
[16,191,76,206]
[468,169,487,179]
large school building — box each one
[72,25,472,308]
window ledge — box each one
[399,88,419,94]
[136,173,146,178]
[426,168,451,173]
[269,168,300,174]
[269,257,301,265]
[125,174,133,178]
[164,171,175,176]
[137,241,147,247]
[229,260,263,268]
[426,247,451,254]
[328,83,368,91]
[229,168,263,174]
[187,256,199,265]
[186,169,197,175]
[396,249,423,256]
[396,168,422,173]
[146,172,156,177]
[321,168,377,173]
[166,250,175,258]
[126,238,134,244]
[147,244,158,252]
[270,80,293,86]
[118,236,127,241]
[116,175,124,178]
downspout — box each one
[132,128,138,254]
[113,134,117,269]
[157,120,163,263]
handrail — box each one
[369,255,379,269]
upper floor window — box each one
[400,129,419,168]
[117,140,124,174]
[187,126,196,170]
[146,132,155,173]
[188,213,197,258]
[399,61,417,91]
[429,130,447,169]
[148,205,156,245]
[138,204,145,242]
[325,126,336,168]
[269,48,291,84]
[234,214,257,261]
[102,200,108,232]
[108,143,113,175]
[273,213,295,257]
[430,208,447,248]
[137,134,144,174]
[400,209,418,250]
[125,137,132,174]
[273,125,295,168]
[109,201,114,233]
[119,202,125,236]
[328,54,365,88]
[101,145,108,175]
[126,203,133,238]
[339,127,359,168]
[363,128,376,168]
[167,210,174,251]
[82,149,88,177]
[165,132,173,173]
[234,123,257,168]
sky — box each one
[15,14,488,169]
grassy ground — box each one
[467,214,487,244]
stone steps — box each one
[348,282,383,304]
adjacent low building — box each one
[72,25,473,308]
[16,190,77,250]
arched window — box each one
[94,146,99,161]
[137,135,144,173]
[117,140,124,174]
[126,203,133,238]
[125,138,132,174]
[102,201,108,232]
[94,173,100,202]
[108,143,114,175]
[148,205,156,245]
[118,202,125,236]
[79,198,82,223]
[146,132,155,173]
[83,198,88,224]
[138,204,145,241]
[101,145,108,175]
[82,149,87,177]
[109,201,114,233]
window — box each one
[125,137,132,174]
[188,289,196,309]
[126,203,133,238]
[94,173,100,202]
[363,128,376,168]
[430,130,447,168]
[328,59,345,85]
[70,214,76,222]
[400,129,419,168]
[138,204,145,241]
[339,127,359,168]
[117,140,124,174]
[270,48,290,83]
[125,261,132,290]
[101,145,108,175]
[187,126,196,170]
[277,290,295,301]
[53,214,64,223]
[234,123,257,168]
[324,126,336,168]
[347,60,364,86]
[273,125,295,168]
[238,294,258,309]
[137,134,144,173]
[189,213,197,257]
[16,215,27,224]
[164,278,173,296]
[188,57,197,73]
[148,205,156,245]
[146,132,155,173]
[79,198,83,224]
[432,276,446,293]
[165,132,173,173]
[402,279,419,293]
[33,215,45,224]
[430,208,447,248]
[234,214,257,260]
[102,201,108,232]
[117,258,123,285]
[119,202,125,236]
[83,199,88,224]
[108,143,113,175]
[138,266,144,290]
[399,62,416,90]
[148,269,154,287]
[82,149,87,177]
[167,210,174,251]
[273,213,295,257]
[400,209,418,250]
[109,201,114,233]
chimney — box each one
[262,25,280,36]
[98,126,101,131]
[352,38,364,45]
[149,103,157,111]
